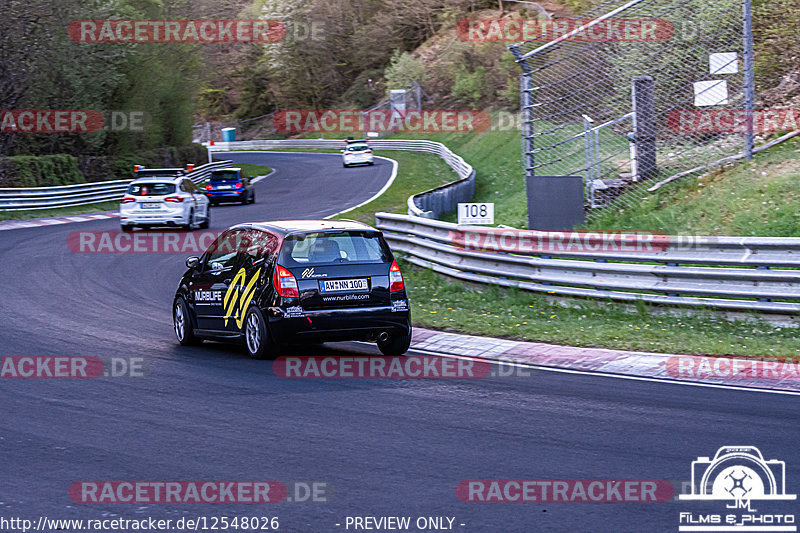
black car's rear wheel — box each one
[174,297,202,346]
[244,307,277,359]
[377,329,412,356]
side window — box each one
[240,230,279,267]
[204,230,247,271]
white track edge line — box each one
[349,342,800,396]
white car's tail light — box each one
[164,196,184,203]
[120,197,135,204]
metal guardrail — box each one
[0,161,232,211]
[376,213,800,315]
[209,139,475,218]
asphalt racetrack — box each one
[1,152,798,532]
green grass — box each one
[222,136,800,356]
[402,260,800,358]
[582,136,800,236]
[214,150,458,225]
[382,117,800,237]
[236,163,273,178]
[335,151,458,224]
[383,125,530,227]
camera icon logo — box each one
[680,446,796,504]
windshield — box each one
[279,231,389,266]
[347,144,370,152]
[126,182,175,196]
[210,170,240,181]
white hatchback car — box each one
[120,174,210,231]
[342,141,374,167]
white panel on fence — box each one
[709,52,738,74]
[693,80,729,107]
[458,203,494,225]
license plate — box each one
[320,278,369,292]
[216,185,232,189]
[140,203,161,209]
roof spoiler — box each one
[134,167,186,177]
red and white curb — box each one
[0,212,119,232]
[410,328,800,394]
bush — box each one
[451,66,487,106]
[78,144,208,182]
[0,145,209,186]
[384,51,426,89]
[0,154,83,187]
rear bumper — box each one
[267,305,411,344]
[206,190,246,199]
[120,209,187,226]
[343,156,374,165]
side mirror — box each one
[186,256,200,269]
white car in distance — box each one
[341,141,374,167]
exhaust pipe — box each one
[378,332,390,343]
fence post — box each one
[742,0,755,161]
[632,76,657,181]
[582,115,594,203]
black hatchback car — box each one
[173,220,412,359]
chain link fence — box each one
[193,81,431,143]
[508,0,753,218]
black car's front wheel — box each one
[244,307,276,359]
[377,329,412,356]
[174,297,202,346]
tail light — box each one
[365,150,372,154]
[164,196,184,203]
[344,151,352,155]
[389,260,404,292]
[274,264,299,298]
[120,197,135,204]
[205,184,213,191]
[235,182,243,189]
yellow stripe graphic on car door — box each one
[223,267,262,329]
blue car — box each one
[205,167,255,205]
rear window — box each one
[347,144,370,152]
[210,170,240,181]
[127,182,175,196]
[279,231,389,266]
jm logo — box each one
[680,446,796,510]
[302,268,315,278]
